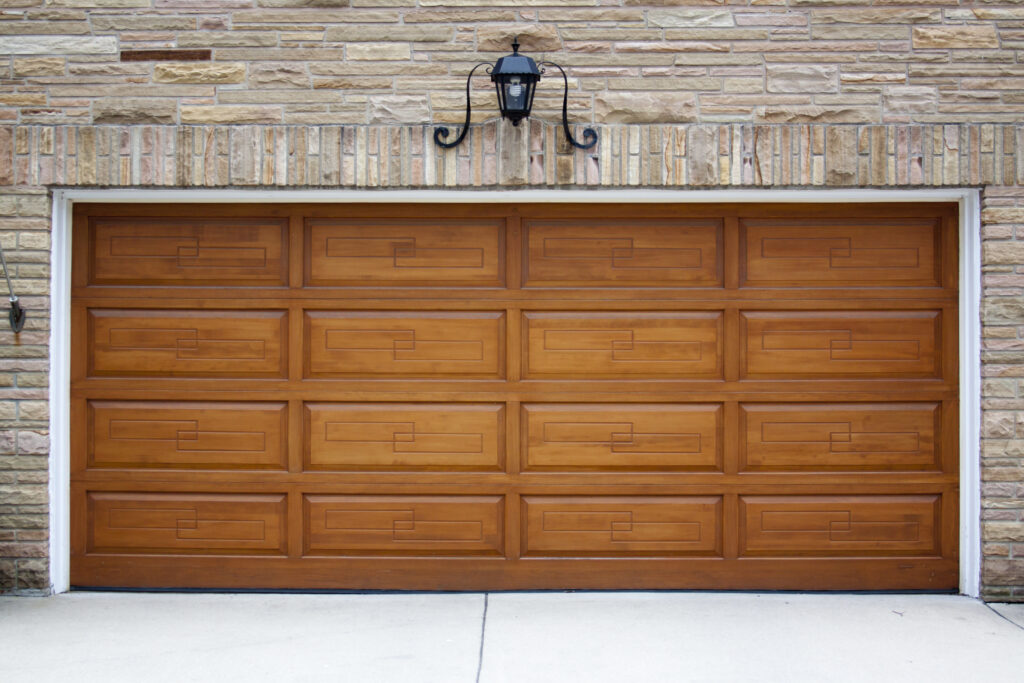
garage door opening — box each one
[69,202,960,590]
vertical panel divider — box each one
[507,492,522,560]
[288,399,303,474]
[289,213,304,290]
[506,215,522,290]
[724,492,740,560]
[724,216,740,290]
[724,305,740,383]
[723,401,739,476]
[507,308,522,383]
[507,400,521,475]
[287,487,303,559]
[506,215,523,560]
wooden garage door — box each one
[70,203,959,590]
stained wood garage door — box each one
[70,203,959,590]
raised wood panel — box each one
[742,311,940,379]
[307,219,505,287]
[740,403,940,472]
[523,219,721,287]
[306,311,505,378]
[305,403,504,471]
[524,312,722,378]
[742,219,940,287]
[522,403,721,471]
[739,495,940,557]
[522,496,721,557]
[89,401,287,470]
[88,309,287,378]
[90,218,288,286]
[304,495,504,556]
[87,492,287,555]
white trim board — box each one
[47,187,983,596]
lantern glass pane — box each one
[504,77,527,115]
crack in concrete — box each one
[475,593,489,683]
[985,602,1024,632]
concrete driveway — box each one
[1,592,1022,682]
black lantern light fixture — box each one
[434,37,597,151]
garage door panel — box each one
[70,203,959,591]
[306,403,504,471]
[88,401,288,470]
[306,311,505,378]
[88,309,287,378]
[304,495,504,556]
[523,220,722,287]
[307,219,504,287]
[742,311,940,378]
[524,312,722,378]
[522,403,721,471]
[742,219,941,287]
[739,495,940,557]
[90,218,288,286]
[740,403,940,472]
[522,496,721,557]
[87,492,287,555]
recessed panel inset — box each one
[523,404,721,471]
[742,219,941,287]
[741,403,940,471]
[88,309,287,378]
[524,312,722,378]
[739,495,940,557]
[90,218,287,286]
[742,311,940,379]
[304,495,504,556]
[522,496,721,557]
[306,403,504,471]
[524,220,722,287]
[87,492,287,555]
[306,311,504,378]
[307,219,504,287]
[89,401,287,470]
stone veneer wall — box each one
[1,2,1024,599]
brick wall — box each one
[0,4,1022,127]
[2,1,1024,599]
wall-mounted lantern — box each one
[0,245,25,333]
[434,37,598,151]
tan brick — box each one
[595,92,696,124]
[180,105,282,124]
[12,57,64,77]
[913,26,999,50]
[93,98,176,125]
[324,26,453,42]
[153,63,246,84]
[477,24,560,52]
[346,44,411,61]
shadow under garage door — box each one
[69,202,960,590]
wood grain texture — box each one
[89,217,288,286]
[522,403,721,471]
[305,403,504,471]
[523,219,722,287]
[70,202,960,591]
[88,401,288,470]
[307,218,504,287]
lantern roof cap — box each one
[491,36,540,83]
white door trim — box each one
[47,187,983,596]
